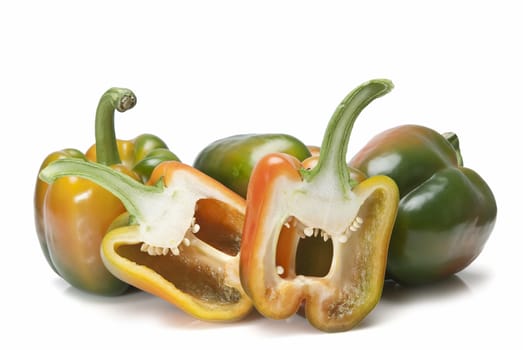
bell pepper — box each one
[349,125,497,285]
[39,158,252,321]
[34,87,179,295]
[194,133,312,198]
[239,79,399,332]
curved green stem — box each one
[39,158,160,222]
[95,88,137,166]
[303,79,394,194]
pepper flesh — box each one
[39,159,252,321]
[240,79,399,332]
[349,125,497,285]
[193,133,311,198]
[34,88,179,295]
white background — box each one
[2,1,521,348]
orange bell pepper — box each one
[34,88,179,295]
[39,159,252,321]
[239,79,399,332]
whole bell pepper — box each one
[34,87,179,295]
[193,133,312,198]
[349,125,497,285]
[39,158,253,321]
[240,79,399,332]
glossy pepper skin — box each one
[240,79,399,332]
[193,134,311,198]
[34,88,179,295]
[349,125,497,285]
[40,159,252,321]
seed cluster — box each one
[140,216,201,256]
[297,216,364,244]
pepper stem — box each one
[95,88,137,166]
[39,158,160,222]
[303,79,394,195]
[442,132,464,166]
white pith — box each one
[133,170,241,256]
[288,171,366,244]
[260,175,375,282]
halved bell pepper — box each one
[349,125,497,285]
[240,79,399,332]
[39,159,252,321]
[34,87,179,295]
[194,133,312,198]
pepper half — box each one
[39,159,252,321]
[239,79,399,332]
[193,133,311,198]
[34,88,179,295]
[349,125,497,285]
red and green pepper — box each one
[240,79,399,332]
[349,125,497,285]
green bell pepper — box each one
[349,124,497,285]
[193,133,312,197]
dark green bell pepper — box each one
[193,134,312,197]
[349,124,497,285]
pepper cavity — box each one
[277,213,366,279]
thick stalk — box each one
[39,158,159,222]
[95,88,137,166]
[303,79,393,195]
